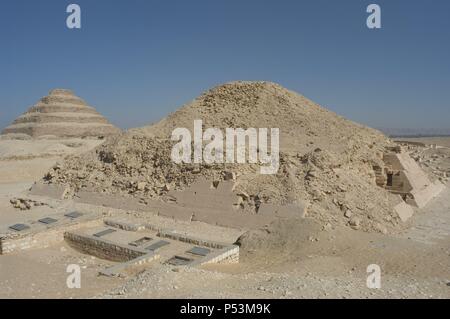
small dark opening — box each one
[387,173,393,187]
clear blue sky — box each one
[1,0,449,132]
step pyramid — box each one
[2,89,121,138]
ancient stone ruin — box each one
[374,146,445,208]
[1,89,121,138]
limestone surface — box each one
[2,89,121,138]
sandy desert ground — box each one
[0,135,449,299]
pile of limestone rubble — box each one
[44,81,419,233]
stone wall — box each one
[64,231,147,262]
[0,218,102,255]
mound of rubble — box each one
[42,81,436,233]
[1,89,121,138]
[10,198,47,211]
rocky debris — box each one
[136,182,147,191]
[374,223,388,234]
[10,198,47,210]
[1,89,121,138]
[348,217,361,230]
[344,210,353,218]
[45,81,409,233]
[397,141,450,184]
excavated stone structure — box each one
[375,146,445,208]
[2,89,121,138]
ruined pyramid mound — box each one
[2,89,121,138]
[45,81,411,233]
[136,81,390,155]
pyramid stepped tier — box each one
[13,112,110,124]
[2,89,121,138]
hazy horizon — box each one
[1,0,449,133]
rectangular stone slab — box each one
[65,211,83,219]
[145,240,170,251]
[38,217,58,224]
[129,237,153,247]
[166,256,193,266]
[9,224,30,232]
[187,246,211,256]
[93,229,117,238]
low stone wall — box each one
[64,231,148,262]
[190,245,239,267]
[59,218,241,277]
[99,252,160,277]
[0,218,102,255]
[157,230,230,249]
[104,218,145,232]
